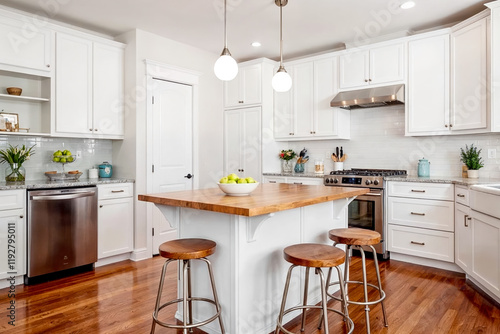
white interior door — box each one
[151,79,193,254]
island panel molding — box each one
[138,183,369,217]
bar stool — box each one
[275,243,354,334]
[326,228,388,334]
[151,238,225,334]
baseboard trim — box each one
[390,252,463,272]
[130,248,150,262]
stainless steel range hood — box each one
[330,84,404,110]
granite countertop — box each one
[0,177,135,190]
[139,183,368,217]
[263,172,325,178]
[384,175,500,186]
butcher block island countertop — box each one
[138,183,369,216]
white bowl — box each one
[217,182,259,196]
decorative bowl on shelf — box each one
[44,171,82,181]
[217,182,259,196]
[6,87,22,96]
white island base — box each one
[156,198,352,334]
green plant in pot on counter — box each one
[0,144,35,182]
[460,144,483,178]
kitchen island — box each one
[139,183,368,334]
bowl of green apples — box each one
[217,173,259,196]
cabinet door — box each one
[263,176,286,183]
[55,33,93,135]
[369,43,404,85]
[0,16,52,72]
[241,107,262,181]
[292,62,314,137]
[455,203,472,272]
[224,64,261,108]
[224,73,240,107]
[451,18,488,131]
[407,35,450,134]
[273,67,294,139]
[471,210,500,298]
[286,177,324,185]
[0,209,25,279]
[98,197,134,259]
[93,43,124,137]
[339,50,369,89]
[224,109,242,175]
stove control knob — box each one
[325,178,330,184]
[333,178,339,184]
[365,180,372,185]
[373,179,380,185]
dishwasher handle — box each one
[30,191,95,201]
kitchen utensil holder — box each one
[333,162,344,171]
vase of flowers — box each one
[460,144,483,179]
[279,149,296,174]
[0,144,35,182]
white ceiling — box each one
[0,0,491,62]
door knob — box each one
[184,173,193,179]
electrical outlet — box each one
[488,149,497,159]
[76,151,82,159]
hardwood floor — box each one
[0,255,498,333]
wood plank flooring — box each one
[0,255,498,333]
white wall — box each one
[264,106,500,178]
[115,29,223,258]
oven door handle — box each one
[359,192,382,197]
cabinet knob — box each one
[99,205,103,208]
[89,128,93,131]
[94,129,98,131]
[449,124,453,128]
[239,101,244,104]
[364,79,368,82]
[46,64,50,68]
[368,79,372,82]
[20,215,24,219]
[445,124,448,128]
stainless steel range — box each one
[324,168,407,259]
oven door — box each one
[348,189,385,256]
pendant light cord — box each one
[279,2,283,67]
[224,0,228,48]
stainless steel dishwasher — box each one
[27,187,98,280]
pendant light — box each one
[272,0,292,92]
[214,0,238,81]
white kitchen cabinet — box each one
[0,14,52,73]
[273,56,350,140]
[406,33,450,135]
[339,43,404,89]
[224,106,262,181]
[387,181,455,263]
[97,184,134,259]
[54,32,124,139]
[262,175,323,185]
[224,63,262,108]
[0,190,26,281]
[455,202,472,272]
[451,17,488,131]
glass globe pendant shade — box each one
[272,67,292,92]
[214,49,238,81]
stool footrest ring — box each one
[152,297,221,330]
[326,280,386,306]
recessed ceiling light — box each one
[251,42,261,47]
[400,1,415,9]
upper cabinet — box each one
[339,43,405,90]
[54,32,124,139]
[273,56,350,141]
[0,15,53,74]
[224,63,262,108]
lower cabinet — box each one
[0,189,25,281]
[97,183,134,259]
[455,202,472,272]
[262,175,324,185]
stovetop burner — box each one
[329,168,407,177]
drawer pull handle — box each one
[411,241,425,246]
[411,189,426,193]
[269,181,277,183]
[111,190,125,193]
[411,212,425,216]
[457,194,465,198]
[464,215,471,227]
[293,182,303,185]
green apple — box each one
[59,157,67,163]
[245,177,255,183]
[65,151,72,157]
[227,173,238,181]
[237,178,247,184]
[227,180,237,184]
[54,150,62,157]
[67,156,74,162]
[53,157,60,162]
[219,177,228,184]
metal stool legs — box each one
[275,265,353,334]
[151,257,225,334]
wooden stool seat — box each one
[329,228,381,246]
[159,238,216,260]
[284,243,346,268]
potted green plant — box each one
[0,144,35,182]
[460,144,483,179]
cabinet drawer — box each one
[0,190,25,211]
[388,224,454,262]
[98,183,133,200]
[454,185,469,206]
[387,197,454,232]
[286,177,324,186]
[388,181,454,200]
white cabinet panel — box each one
[0,189,24,211]
[293,62,314,137]
[455,203,472,272]
[0,209,25,279]
[407,34,450,134]
[224,64,262,108]
[0,15,52,72]
[387,181,454,201]
[339,50,369,89]
[455,185,469,206]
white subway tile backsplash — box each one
[0,135,113,180]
